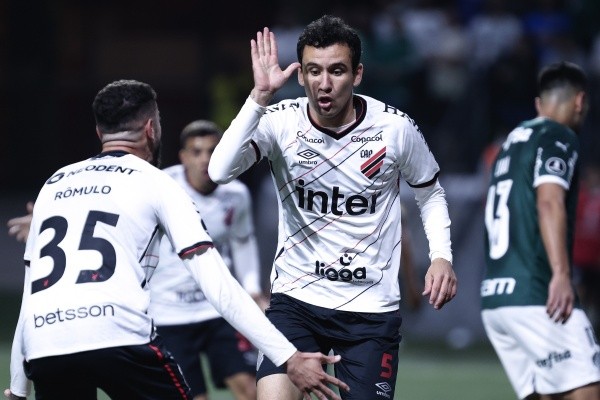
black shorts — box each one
[256,293,402,400]
[24,335,190,399]
[157,317,257,396]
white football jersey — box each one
[233,95,441,312]
[22,151,213,360]
[148,165,260,325]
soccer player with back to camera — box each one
[481,61,600,399]
[7,122,269,400]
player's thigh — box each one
[204,318,256,389]
[529,308,600,396]
[256,294,326,382]
[257,373,303,400]
[483,307,600,397]
[24,355,97,400]
[332,312,402,400]
[482,308,534,399]
[157,322,209,396]
[93,337,191,399]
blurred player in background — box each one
[4,79,347,400]
[150,120,268,400]
[208,15,456,400]
[481,61,600,399]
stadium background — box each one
[1,1,599,396]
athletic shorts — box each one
[157,317,256,397]
[482,306,600,399]
[256,293,402,400]
[24,335,190,399]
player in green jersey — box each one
[481,61,600,399]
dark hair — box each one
[180,119,222,148]
[92,79,158,133]
[296,15,362,72]
[538,61,587,96]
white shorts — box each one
[481,306,600,399]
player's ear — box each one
[353,63,363,87]
[298,67,305,87]
[534,97,542,114]
[144,118,155,140]
[574,91,586,113]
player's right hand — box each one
[285,351,350,400]
[250,27,300,106]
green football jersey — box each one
[481,117,580,309]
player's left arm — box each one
[537,182,574,323]
[413,181,456,310]
[535,129,578,323]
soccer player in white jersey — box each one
[6,121,267,400]
[482,62,600,399]
[208,15,457,400]
[3,79,349,400]
[150,120,268,400]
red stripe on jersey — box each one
[364,160,383,179]
[361,146,386,170]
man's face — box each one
[179,134,219,193]
[298,43,363,127]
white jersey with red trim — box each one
[21,151,214,360]
[252,95,441,312]
[148,164,260,325]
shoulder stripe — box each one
[250,140,261,163]
[178,242,214,258]
[407,172,439,188]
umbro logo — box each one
[297,149,319,160]
[375,382,391,392]
[375,381,392,398]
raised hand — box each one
[250,27,300,106]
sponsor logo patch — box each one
[545,157,567,176]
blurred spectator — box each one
[466,0,524,71]
[361,2,420,109]
[270,4,305,102]
[521,0,575,65]
[573,163,600,334]
[486,35,538,135]
[424,5,469,105]
[401,0,450,63]
[587,33,600,77]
